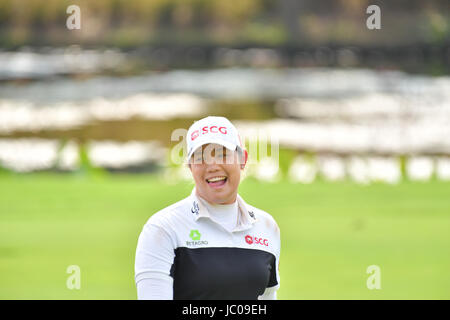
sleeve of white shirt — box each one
[258,216,281,300]
[258,286,278,300]
[135,222,175,300]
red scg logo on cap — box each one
[191,130,200,141]
[202,126,227,135]
[191,125,227,141]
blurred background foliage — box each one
[0,0,448,48]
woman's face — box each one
[189,143,243,204]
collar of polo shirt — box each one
[190,188,257,232]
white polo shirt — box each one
[135,189,281,300]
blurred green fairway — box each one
[0,173,449,299]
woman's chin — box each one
[201,190,236,205]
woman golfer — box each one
[135,116,280,299]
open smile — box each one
[206,176,227,188]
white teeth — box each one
[207,176,227,183]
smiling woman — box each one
[189,143,244,204]
[134,116,281,300]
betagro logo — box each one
[186,229,208,246]
[190,229,201,240]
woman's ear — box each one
[240,150,248,169]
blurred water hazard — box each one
[0,57,449,182]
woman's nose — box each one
[205,159,221,170]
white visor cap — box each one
[186,116,244,161]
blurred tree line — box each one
[0,0,448,48]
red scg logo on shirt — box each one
[245,235,268,246]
